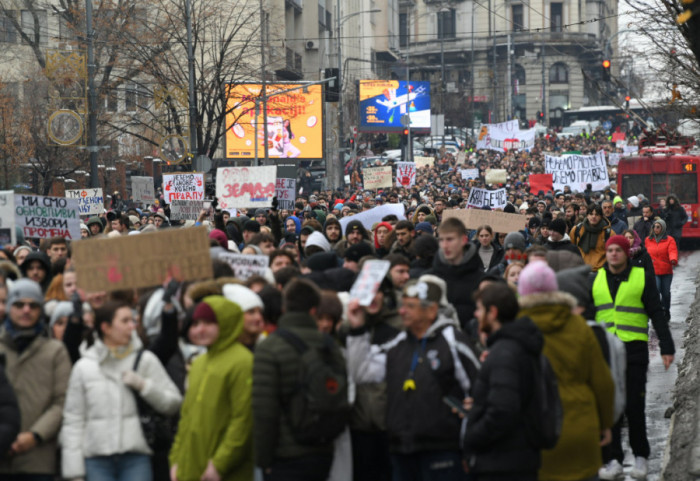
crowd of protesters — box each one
[0,126,685,481]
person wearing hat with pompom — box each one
[592,235,675,480]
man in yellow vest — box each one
[592,235,675,481]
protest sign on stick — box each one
[72,226,212,292]
[162,173,205,204]
[414,156,434,168]
[349,260,391,306]
[460,168,479,181]
[466,188,507,210]
[217,252,269,280]
[0,191,16,245]
[66,188,104,216]
[131,177,155,204]
[363,166,392,190]
[275,178,296,211]
[170,200,205,220]
[216,166,277,209]
[14,194,81,240]
[395,162,416,188]
[443,208,526,234]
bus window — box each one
[668,174,698,203]
[621,174,651,201]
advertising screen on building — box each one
[225,83,323,160]
[358,80,431,133]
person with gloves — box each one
[60,300,182,481]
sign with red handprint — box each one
[162,173,205,204]
[395,162,416,188]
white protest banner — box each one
[216,165,277,210]
[460,168,479,181]
[14,194,81,240]
[131,176,155,204]
[485,169,507,185]
[163,173,205,204]
[477,120,535,152]
[608,153,621,166]
[0,191,16,245]
[616,140,627,149]
[217,252,269,280]
[414,156,434,168]
[467,187,507,210]
[544,150,610,191]
[363,166,393,190]
[349,260,391,306]
[443,208,526,234]
[275,178,296,211]
[65,188,104,216]
[623,145,638,155]
[395,162,416,188]
[170,199,205,220]
[339,203,406,233]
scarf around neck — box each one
[578,218,604,254]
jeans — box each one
[85,453,152,481]
[351,430,391,481]
[391,451,469,481]
[656,274,673,315]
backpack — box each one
[528,353,564,450]
[588,321,627,423]
[572,222,611,246]
[276,328,351,445]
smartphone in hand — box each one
[443,396,469,417]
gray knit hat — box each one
[7,278,43,307]
[503,232,526,252]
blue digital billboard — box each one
[358,80,431,133]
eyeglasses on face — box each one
[12,301,40,310]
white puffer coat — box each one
[60,338,182,478]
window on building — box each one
[512,5,524,32]
[437,8,456,39]
[399,12,408,47]
[125,83,144,112]
[514,94,526,119]
[105,89,118,112]
[0,12,17,43]
[550,3,563,32]
[549,89,569,113]
[20,10,48,46]
[549,62,568,83]
[514,64,526,87]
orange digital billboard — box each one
[225,83,323,160]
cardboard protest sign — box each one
[14,194,81,240]
[476,120,535,152]
[217,252,269,280]
[275,178,296,211]
[349,260,391,306]
[131,176,155,204]
[363,166,392,190]
[460,168,479,181]
[162,173,205,204]
[608,153,621,166]
[467,188,507,210]
[66,188,104,216]
[528,174,554,194]
[339,203,406,233]
[216,165,277,210]
[170,200,204,220]
[396,162,416,188]
[0,191,16,245]
[456,152,466,164]
[443,208,526,234]
[545,150,609,191]
[623,145,638,154]
[414,156,434,168]
[485,169,507,185]
[72,226,212,292]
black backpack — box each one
[276,328,350,445]
[528,353,563,450]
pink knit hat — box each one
[517,260,559,296]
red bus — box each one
[617,136,700,239]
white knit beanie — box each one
[222,284,264,312]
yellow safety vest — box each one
[592,266,649,342]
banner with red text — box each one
[216,166,277,209]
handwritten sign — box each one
[467,187,507,210]
[72,226,212,292]
[608,153,621,166]
[349,260,391,306]
[545,150,609,191]
[0,191,16,245]
[338,203,406,233]
[66,188,104,216]
[163,173,205,204]
[485,169,507,185]
[275,178,296,211]
[14,194,81,240]
[363,166,392,190]
[460,168,479,180]
[170,199,205,220]
[216,252,269,280]
[216,166,277,209]
[414,156,434,168]
[443,208,526,234]
[395,162,416,188]
[477,120,535,152]
[131,176,155,204]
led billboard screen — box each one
[225,83,323,160]
[358,80,431,133]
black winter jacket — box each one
[385,316,479,454]
[664,200,687,240]
[0,363,20,454]
[463,317,542,475]
[544,235,582,256]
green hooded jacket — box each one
[169,296,254,481]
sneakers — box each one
[599,460,624,480]
[630,456,648,479]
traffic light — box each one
[602,59,611,81]
[625,95,631,109]
[325,68,339,102]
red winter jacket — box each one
[645,235,678,276]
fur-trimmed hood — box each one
[518,291,579,334]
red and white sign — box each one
[162,173,204,204]
[216,166,277,209]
